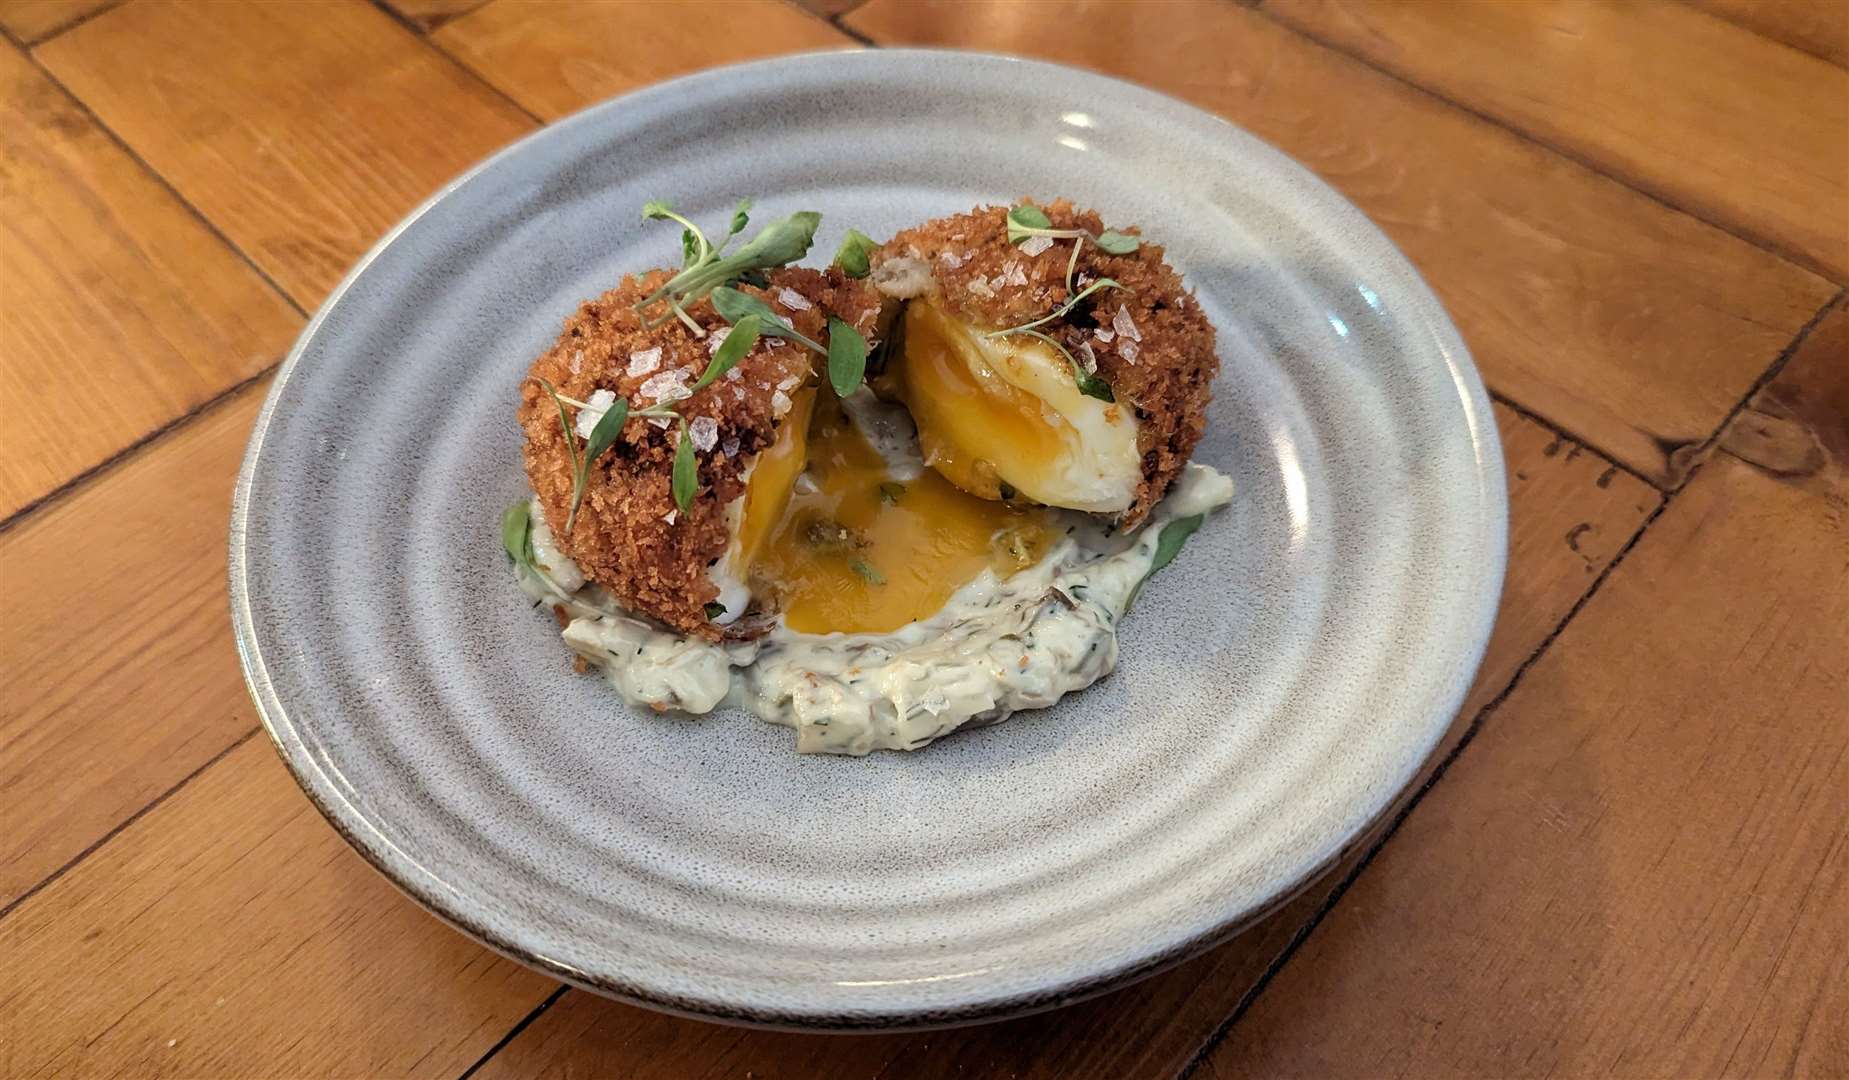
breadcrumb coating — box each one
[871,200,1217,525]
[520,266,881,640]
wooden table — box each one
[3,1,1844,1075]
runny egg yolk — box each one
[889,300,1142,514]
[734,387,815,568]
[751,395,1054,635]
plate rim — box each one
[228,47,1508,1030]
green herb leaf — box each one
[680,229,699,268]
[1009,204,1052,231]
[581,396,629,466]
[987,277,1125,340]
[671,417,698,512]
[710,286,826,354]
[729,198,752,235]
[877,481,905,504]
[850,558,885,585]
[1095,230,1140,255]
[833,228,877,278]
[689,314,760,394]
[501,499,534,570]
[635,208,820,316]
[1124,513,1204,613]
[1075,369,1116,402]
[826,316,868,396]
[704,601,727,619]
[724,210,821,272]
[736,269,770,289]
[641,200,675,220]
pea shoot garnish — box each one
[710,286,871,395]
[1124,513,1205,612]
[671,416,698,512]
[826,317,868,397]
[833,228,877,278]
[703,601,727,620]
[850,558,885,585]
[1005,204,1139,292]
[633,203,820,329]
[983,278,1125,403]
[501,499,537,573]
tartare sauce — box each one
[517,465,1233,755]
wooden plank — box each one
[1684,0,1849,67]
[0,387,268,906]
[380,0,490,31]
[0,0,109,43]
[467,404,1664,1080]
[434,0,852,122]
[1205,306,1849,1078]
[33,0,534,308]
[0,739,558,1078]
[1262,0,1849,280]
[0,45,298,519]
[842,0,1835,487]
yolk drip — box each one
[889,300,1071,502]
[734,387,815,567]
[752,395,1055,634]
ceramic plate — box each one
[230,50,1505,1029]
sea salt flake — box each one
[1112,304,1142,341]
[573,389,618,439]
[966,277,995,298]
[949,233,966,241]
[626,346,662,376]
[721,436,741,458]
[689,415,720,453]
[638,368,689,404]
[1093,327,1115,344]
[775,287,812,311]
[1119,338,1140,364]
[648,416,673,429]
[938,250,965,269]
[772,389,793,417]
[724,366,743,381]
[704,326,732,355]
[662,509,677,525]
[999,261,1028,287]
[1076,340,1099,373]
[777,373,802,391]
[570,349,584,375]
[1019,235,1055,257]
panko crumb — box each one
[520,265,882,640]
[870,200,1218,525]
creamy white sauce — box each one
[515,466,1233,755]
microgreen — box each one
[689,315,761,394]
[704,601,727,620]
[1005,203,1141,291]
[826,317,869,396]
[1124,513,1205,613]
[634,208,821,324]
[1095,230,1139,255]
[501,499,536,571]
[1009,328,1114,402]
[850,558,885,585]
[833,228,877,278]
[709,286,827,354]
[671,416,698,512]
[986,277,1124,340]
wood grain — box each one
[1204,307,1849,1077]
[843,0,1835,486]
[380,0,490,31]
[0,45,297,519]
[33,0,534,307]
[0,0,109,43]
[1684,0,1849,67]
[1263,0,1849,280]
[435,0,852,122]
[0,387,268,907]
[0,738,558,1079]
[467,404,1663,1080]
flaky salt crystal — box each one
[689,415,719,453]
[1076,340,1099,373]
[662,509,677,525]
[723,366,743,381]
[627,346,662,376]
[771,389,792,417]
[573,389,617,439]
[1119,338,1139,364]
[721,436,741,458]
[648,416,672,429]
[775,287,812,311]
[638,368,688,404]
[570,349,584,376]
[1019,235,1054,257]
[949,233,965,241]
[776,373,802,392]
[1093,327,1115,343]
[999,261,1028,287]
[1112,305,1142,341]
[966,277,995,298]
[704,326,731,355]
[938,250,965,269]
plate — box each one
[230,50,1505,1029]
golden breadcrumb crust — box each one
[871,200,1218,525]
[519,266,881,640]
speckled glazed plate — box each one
[230,50,1505,1029]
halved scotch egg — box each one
[870,200,1219,527]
